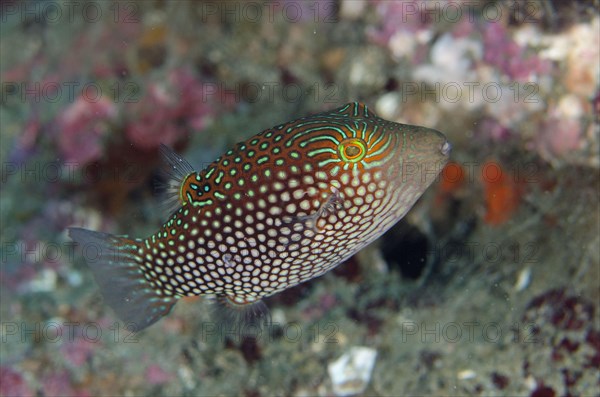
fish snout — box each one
[441,140,452,157]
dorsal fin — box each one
[157,144,196,214]
[335,102,372,118]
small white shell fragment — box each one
[328,346,377,397]
[28,268,57,292]
[557,94,585,119]
[339,0,366,20]
[457,369,477,380]
[514,267,532,292]
[270,308,286,325]
[375,93,400,121]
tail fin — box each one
[68,227,176,332]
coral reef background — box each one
[1,1,598,396]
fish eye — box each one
[345,145,361,158]
[338,138,367,162]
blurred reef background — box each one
[1,1,599,396]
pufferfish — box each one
[69,102,451,332]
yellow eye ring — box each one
[338,138,367,162]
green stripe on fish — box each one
[69,102,451,332]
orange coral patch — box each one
[439,162,465,194]
[481,161,521,226]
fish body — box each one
[70,102,451,331]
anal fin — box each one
[210,294,271,338]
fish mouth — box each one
[441,140,452,157]
[429,128,451,161]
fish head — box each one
[295,102,451,228]
[377,120,452,200]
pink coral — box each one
[0,366,34,397]
[478,117,513,141]
[168,69,214,131]
[57,95,117,166]
[368,0,432,44]
[42,370,79,397]
[145,364,173,385]
[21,117,41,151]
[61,337,98,366]
[483,22,550,81]
[530,95,586,164]
[535,116,582,160]
[125,83,181,150]
[125,68,213,150]
[368,0,433,63]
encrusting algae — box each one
[69,102,451,332]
